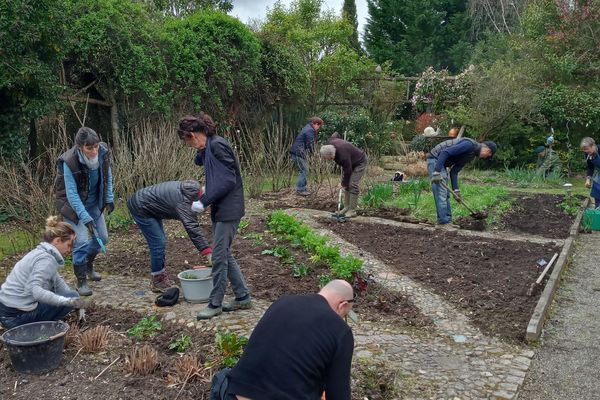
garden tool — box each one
[91,225,107,254]
[528,252,558,296]
[439,181,488,220]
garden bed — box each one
[497,194,574,239]
[320,220,560,342]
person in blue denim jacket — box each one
[289,117,324,196]
[0,216,83,329]
[54,127,114,296]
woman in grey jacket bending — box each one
[0,216,83,329]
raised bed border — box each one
[526,198,590,342]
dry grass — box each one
[124,345,159,375]
[166,354,210,386]
[64,323,81,348]
[80,325,110,353]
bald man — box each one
[210,280,355,400]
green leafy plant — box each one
[237,219,250,233]
[243,232,264,246]
[215,331,249,367]
[402,179,430,210]
[180,272,198,280]
[168,335,193,353]
[560,194,581,216]
[127,315,162,340]
[261,245,291,259]
[292,264,311,278]
[361,184,394,208]
[319,274,332,287]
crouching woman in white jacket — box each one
[0,216,83,329]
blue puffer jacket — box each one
[289,123,316,159]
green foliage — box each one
[162,10,262,118]
[237,219,250,233]
[106,205,135,233]
[503,166,562,187]
[361,184,394,208]
[365,0,473,75]
[560,193,581,216]
[168,334,193,353]
[342,0,361,52]
[261,245,292,260]
[147,0,233,15]
[242,232,264,246]
[402,179,430,210]
[319,273,332,287]
[292,263,311,278]
[268,211,363,280]
[215,331,248,367]
[0,0,66,159]
[180,271,198,279]
[127,315,162,340]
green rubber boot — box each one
[87,256,102,282]
[345,193,359,218]
[74,264,92,296]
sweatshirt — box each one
[0,242,74,311]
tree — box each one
[469,0,526,36]
[342,0,362,52]
[0,0,66,159]
[365,0,473,75]
[145,0,233,15]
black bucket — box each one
[1,321,69,374]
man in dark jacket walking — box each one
[289,117,324,196]
[178,113,250,320]
[320,137,368,218]
[127,180,212,293]
[427,137,497,227]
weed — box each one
[168,335,193,353]
[292,264,311,278]
[237,219,250,233]
[127,315,162,340]
[215,331,248,368]
[560,194,581,216]
[319,274,332,287]
[242,232,264,246]
[180,272,198,280]
[261,245,291,259]
[106,205,135,233]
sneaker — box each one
[151,272,174,293]
[197,306,223,320]
[222,296,252,312]
[296,190,311,196]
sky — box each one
[229,0,369,39]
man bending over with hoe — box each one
[427,137,497,228]
[127,180,212,292]
[209,279,355,400]
[320,137,368,220]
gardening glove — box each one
[201,247,213,266]
[85,221,97,238]
[453,189,462,202]
[105,202,115,216]
[431,171,442,184]
[586,178,592,189]
[191,200,205,213]
[68,298,87,309]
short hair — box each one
[43,216,75,243]
[581,137,596,148]
[177,112,216,139]
[75,127,100,147]
[310,116,324,126]
[320,144,336,158]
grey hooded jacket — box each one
[127,180,210,251]
[0,242,74,311]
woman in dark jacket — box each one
[177,113,250,320]
[581,137,600,208]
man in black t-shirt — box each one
[210,279,355,400]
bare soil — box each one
[498,194,575,239]
[320,219,560,342]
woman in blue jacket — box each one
[178,113,250,320]
[54,127,114,296]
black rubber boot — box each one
[87,256,102,282]
[74,264,92,296]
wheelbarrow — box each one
[439,181,487,220]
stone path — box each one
[518,233,600,400]
[77,208,563,400]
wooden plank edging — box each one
[526,198,590,342]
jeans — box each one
[65,207,109,266]
[291,154,308,192]
[128,201,167,275]
[427,158,452,224]
[0,291,79,330]
[209,220,249,307]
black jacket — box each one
[194,135,245,222]
[127,181,210,251]
[290,123,317,159]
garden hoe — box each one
[91,225,107,254]
[527,252,558,296]
[330,189,348,222]
[440,181,487,220]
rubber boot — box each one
[74,264,92,296]
[333,190,350,218]
[87,256,102,282]
[345,193,359,218]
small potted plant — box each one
[177,267,213,303]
